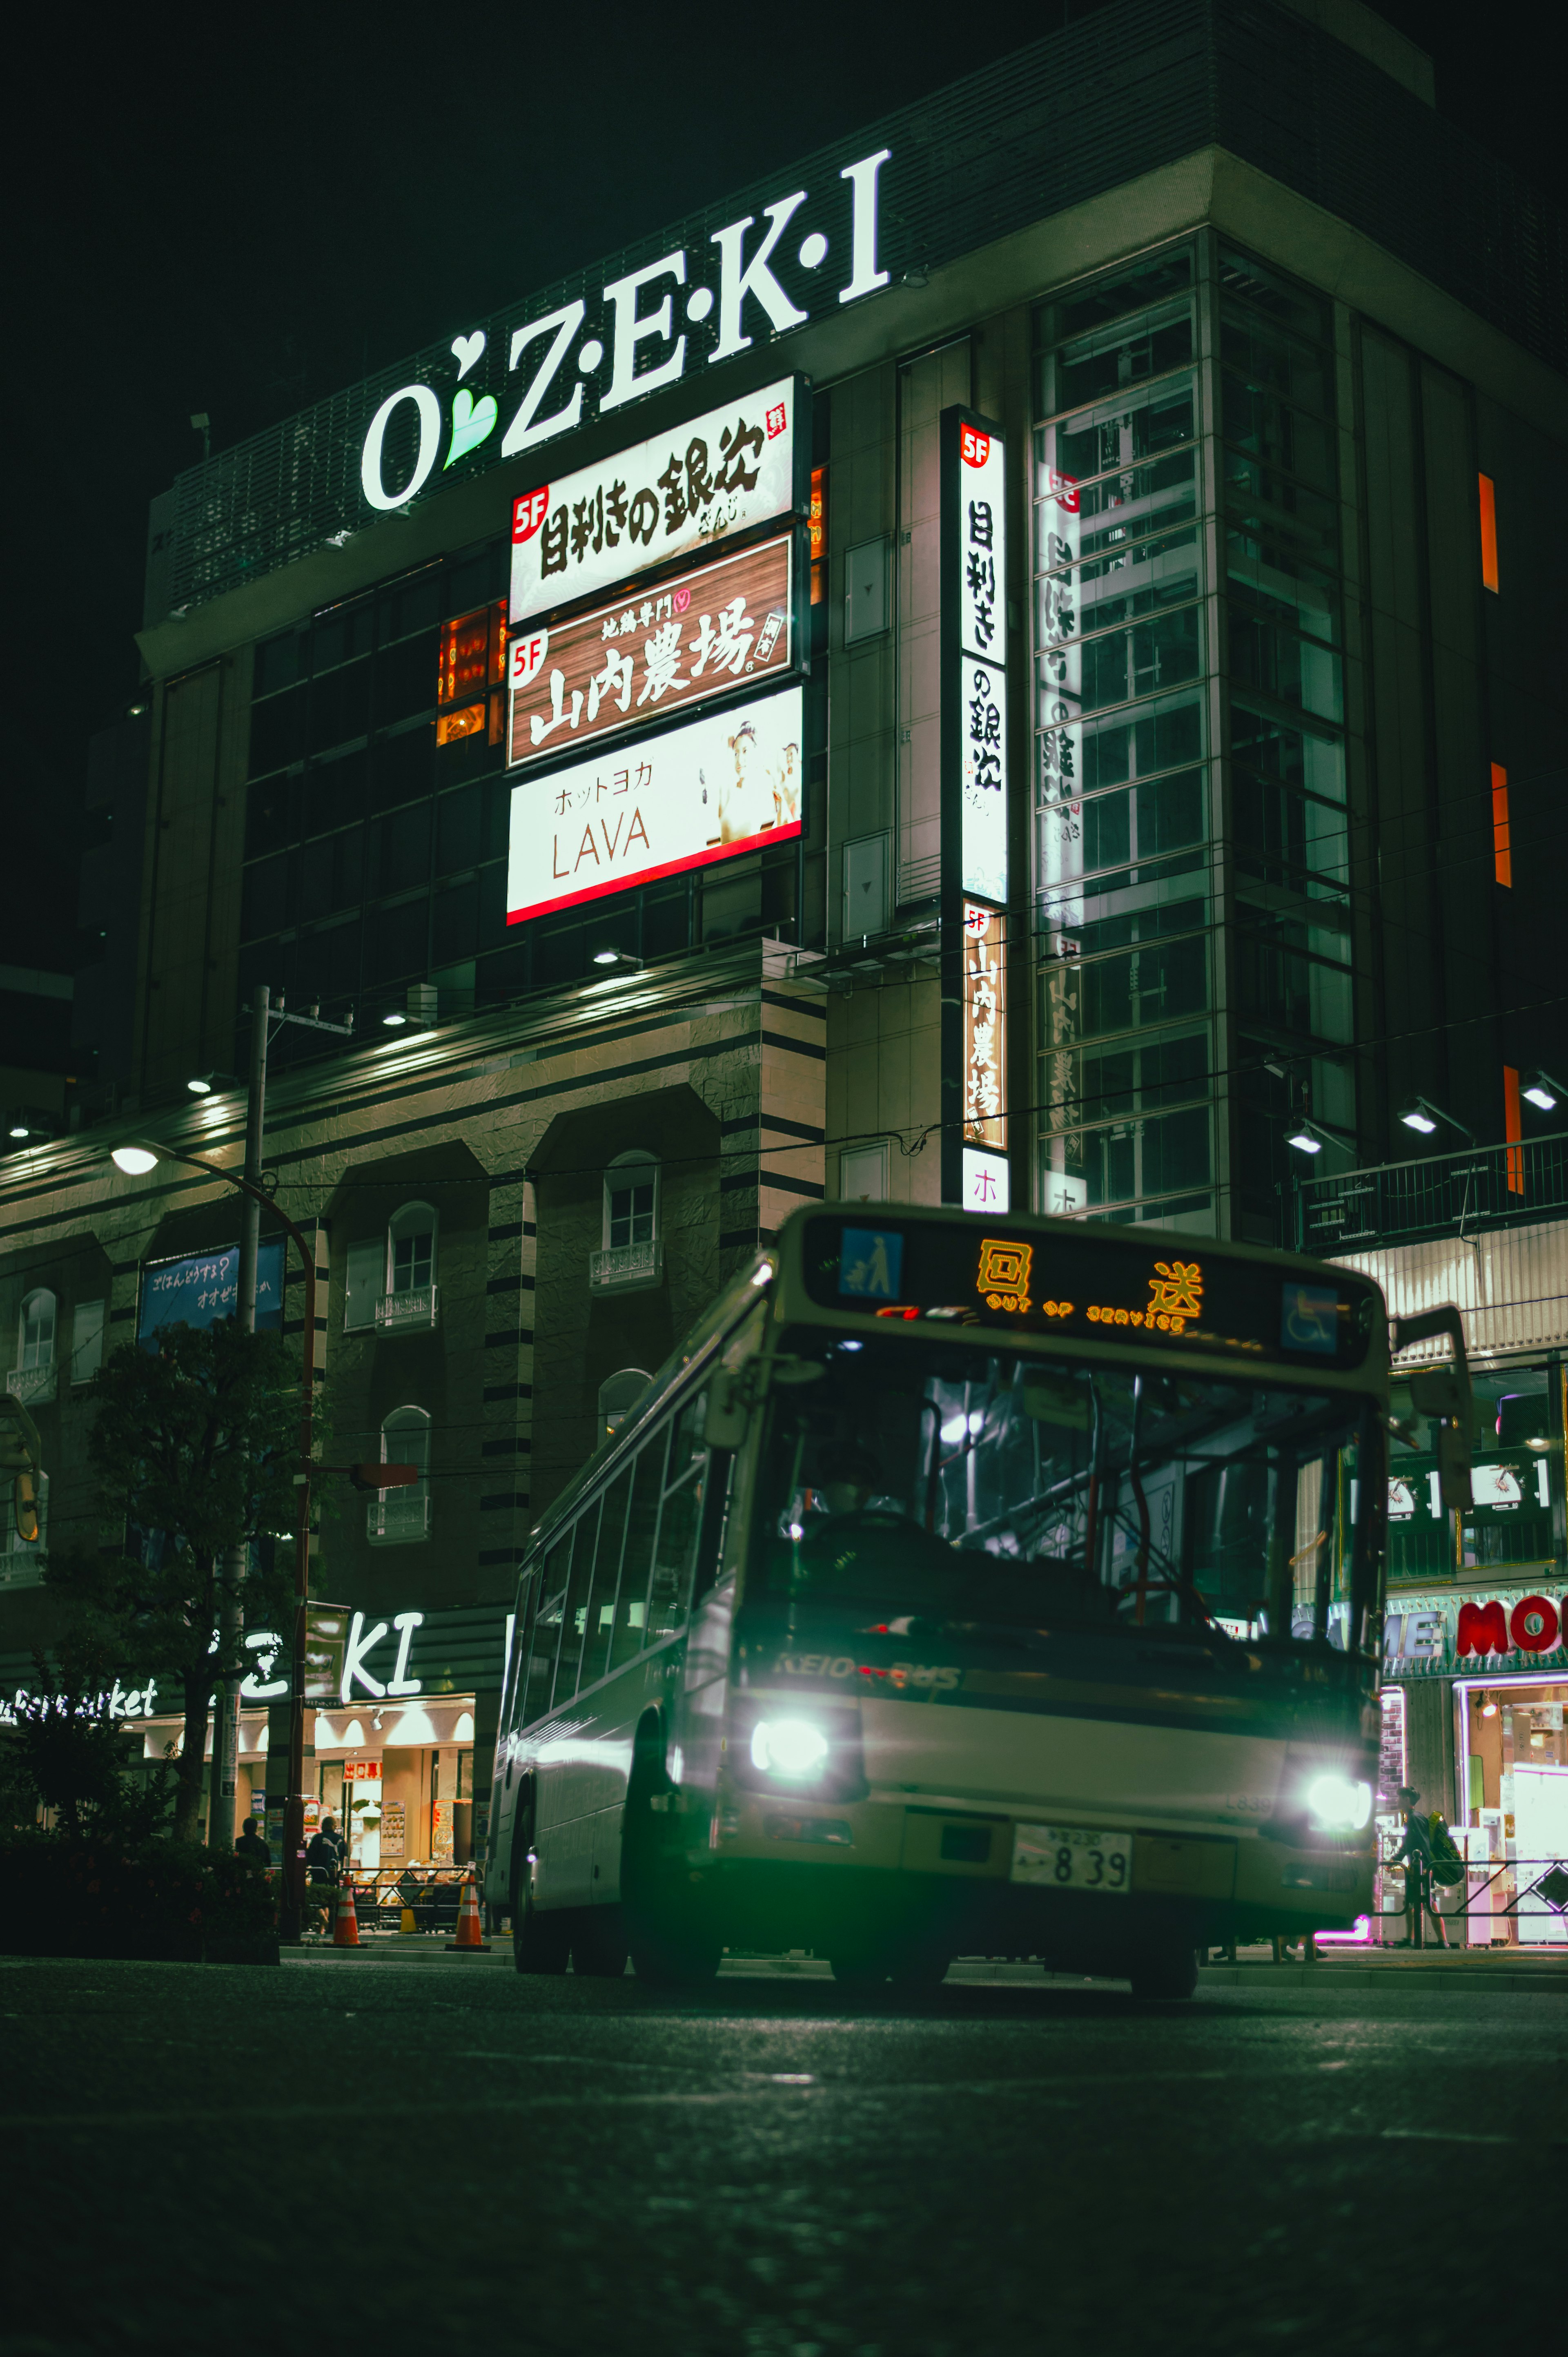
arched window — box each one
[378,1202,439,1330]
[598,1367,652,1441]
[17,1290,56,1372]
[604,1151,658,1249]
[368,1405,432,1544]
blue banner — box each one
[138,1240,285,1342]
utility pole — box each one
[208,986,269,1854]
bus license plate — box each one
[1012,1823,1131,1895]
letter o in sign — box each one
[1509,1594,1561,1653]
[360,383,443,512]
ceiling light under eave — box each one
[1286,1127,1323,1155]
[1399,1107,1437,1135]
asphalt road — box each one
[4,1950,1564,2355]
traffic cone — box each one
[445,1869,491,1951]
[399,1906,418,1936]
[333,1880,360,1948]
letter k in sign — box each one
[341,1610,389,1701]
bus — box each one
[484,1201,1470,1998]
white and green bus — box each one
[484,1201,1468,1997]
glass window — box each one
[1229,612,1343,723]
[522,1537,569,1724]
[1222,456,1339,567]
[1219,307,1332,415]
[1043,604,1202,721]
[310,603,372,675]
[1074,930,1208,1043]
[241,856,291,942]
[1222,379,1336,493]
[308,659,371,754]
[1218,250,1331,346]
[1234,776,1350,887]
[1231,704,1346,805]
[610,1441,664,1670]
[1036,250,1194,350]
[1226,527,1341,647]
[605,1153,658,1249]
[648,1472,701,1642]
[551,1503,600,1707]
[254,632,303,698]
[18,1291,56,1370]
[1237,933,1353,1043]
[69,1300,105,1384]
[249,687,305,777]
[1037,374,1198,496]
[583,1467,632,1688]
[388,1202,437,1296]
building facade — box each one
[4,0,1566,1867]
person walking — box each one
[304,1814,345,1935]
[1391,1784,1450,1948]
[234,1817,272,1870]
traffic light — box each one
[0,1393,43,1544]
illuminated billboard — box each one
[138,1241,284,1343]
[506,685,803,924]
[508,534,793,770]
[509,377,802,627]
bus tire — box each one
[621,1744,720,1989]
[514,1885,572,1975]
[1129,1940,1198,2001]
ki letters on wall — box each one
[507,684,804,923]
[358,154,890,516]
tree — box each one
[47,1322,302,1843]
[4,1626,172,1842]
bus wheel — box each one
[1128,1940,1198,2001]
[514,1888,571,1976]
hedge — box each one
[0,1829,280,1963]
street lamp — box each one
[186,1070,241,1096]
[1399,1095,1474,1146]
[1522,1070,1568,1113]
[1285,1118,1326,1155]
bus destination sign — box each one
[802,1218,1379,1370]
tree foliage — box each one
[45,1322,305,1841]
[2,1629,172,1842]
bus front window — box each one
[756,1335,1375,1650]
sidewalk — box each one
[1198,1944,1568,1993]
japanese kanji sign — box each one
[507,536,793,769]
[137,1241,285,1343]
[942,407,1009,914]
[962,903,1006,1151]
[509,379,801,628]
[506,685,804,923]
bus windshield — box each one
[755,1330,1374,1649]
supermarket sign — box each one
[1384,1585,1568,1675]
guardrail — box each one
[1298,1131,1568,1253]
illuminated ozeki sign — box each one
[359,151,890,516]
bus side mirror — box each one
[704,1371,752,1453]
[1408,1368,1473,1512]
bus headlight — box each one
[751,1717,831,1780]
[1305,1772,1372,1832]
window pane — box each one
[647,1473,701,1641]
[1234,776,1350,885]
[1075,930,1208,1042]
[609,1442,663,1670]
[522,1538,568,1724]
[1037,373,1198,493]
[551,1504,600,1707]
[1229,612,1343,722]
[1218,306,1332,415]
[1035,250,1193,355]
[582,1467,632,1690]
[1222,379,1336,493]
[1231,705,1345,805]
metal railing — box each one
[590,1240,663,1292]
[365,1490,432,1543]
[1297,1131,1568,1253]
[4,1363,56,1407]
[374,1284,439,1330]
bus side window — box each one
[648,1440,704,1642]
[522,1535,570,1726]
[584,1465,632,1690]
[552,1502,601,1708]
[610,1441,663,1671]
[506,1570,539,1735]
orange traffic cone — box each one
[445,1870,491,1952]
[333,1880,360,1948]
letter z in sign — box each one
[1011,1824,1131,1894]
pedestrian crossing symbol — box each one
[839,1226,904,1300]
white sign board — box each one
[510,379,798,627]
[961,1146,1010,1216]
[506,685,804,924]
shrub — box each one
[0,1828,279,1962]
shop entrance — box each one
[345,1760,383,1869]
[1513,1766,1568,1940]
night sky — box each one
[4,0,1562,990]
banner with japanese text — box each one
[506,685,804,923]
[137,1241,284,1344]
[508,536,793,769]
[509,378,802,627]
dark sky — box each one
[4,0,1562,982]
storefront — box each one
[1381,1579,1568,1945]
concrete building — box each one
[4,0,1565,1870]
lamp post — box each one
[111,1135,319,1942]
